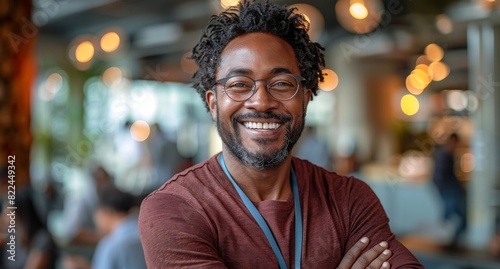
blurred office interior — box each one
[1,0,500,268]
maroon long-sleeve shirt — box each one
[139,153,423,268]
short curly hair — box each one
[190,0,325,111]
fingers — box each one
[352,241,392,269]
[337,237,392,269]
[337,237,370,269]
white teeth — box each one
[244,122,281,130]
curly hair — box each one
[191,0,325,111]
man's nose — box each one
[244,82,279,111]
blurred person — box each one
[61,164,112,247]
[145,123,186,190]
[92,185,145,269]
[139,1,423,268]
[432,133,467,249]
[1,187,58,269]
[63,186,146,269]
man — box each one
[139,1,423,268]
[432,133,467,248]
[92,186,146,269]
[63,186,146,269]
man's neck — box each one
[220,151,293,202]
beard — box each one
[216,108,306,170]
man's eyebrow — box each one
[269,68,294,75]
[224,68,295,77]
[225,69,252,77]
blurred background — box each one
[1,0,500,268]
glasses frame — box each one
[215,73,306,102]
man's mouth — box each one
[243,122,281,130]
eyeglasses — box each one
[215,73,305,102]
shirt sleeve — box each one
[344,178,424,269]
[138,192,228,269]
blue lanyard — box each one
[218,154,303,269]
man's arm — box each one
[139,193,227,268]
[343,179,423,268]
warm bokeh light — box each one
[476,0,498,11]
[130,120,151,142]
[349,2,369,20]
[412,69,432,86]
[401,94,420,116]
[102,66,123,87]
[446,90,468,111]
[405,76,424,95]
[424,43,444,62]
[75,41,94,63]
[336,0,382,34]
[429,61,450,81]
[318,69,339,91]
[289,3,325,41]
[407,72,428,92]
[45,73,63,94]
[220,0,239,9]
[415,64,434,80]
[415,55,432,66]
[436,14,453,34]
[461,152,475,173]
[100,31,121,53]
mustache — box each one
[233,112,292,123]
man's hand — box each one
[337,237,392,269]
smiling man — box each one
[138,1,423,268]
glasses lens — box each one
[268,74,300,100]
[224,76,255,101]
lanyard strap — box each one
[218,154,302,269]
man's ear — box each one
[206,90,217,121]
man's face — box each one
[206,32,311,169]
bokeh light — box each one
[100,31,121,53]
[436,14,453,34]
[461,152,475,173]
[415,64,434,80]
[406,69,430,95]
[429,61,450,81]
[289,3,325,41]
[130,120,151,142]
[415,55,432,66]
[45,73,63,94]
[102,66,123,87]
[318,69,339,91]
[411,69,432,87]
[401,94,420,116]
[220,0,239,9]
[336,0,383,34]
[446,90,468,111]
[349,2,369,20]
[75,41,94,63]
[405,76,424,95]
[424,43,444,62]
